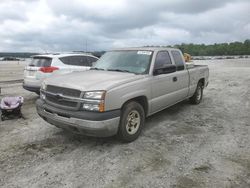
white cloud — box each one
[0,0,249,52]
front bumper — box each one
[36,99,120,137]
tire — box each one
[117,101,145,142]
[190,82,203,104]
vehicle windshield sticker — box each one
[137,51,152,55]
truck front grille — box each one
[45,85,82,109]
[46,85,81,98]
[46,95,78,108]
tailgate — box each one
[24,56,52,77]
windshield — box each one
[29,57,52,67]
[92,50,153,74]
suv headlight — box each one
[82,91,106,112]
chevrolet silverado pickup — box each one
[36,47,209,142]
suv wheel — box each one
[117,101,145,142]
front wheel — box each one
[190,82,203,104]
[117,101,145,142]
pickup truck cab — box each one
[36,47,209,142]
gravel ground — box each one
[0,59,249,188]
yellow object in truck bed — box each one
[184,53,192,62]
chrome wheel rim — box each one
[126,110,140,135]
[196,86,202,101]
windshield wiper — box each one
[90,67,105,71]
[107,69,135,74]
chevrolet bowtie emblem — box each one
[55,93,63,100]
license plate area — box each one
[27,71,36,76]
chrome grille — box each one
[46,95,78,107]
[44,85,82,109]
[46,85,81,98]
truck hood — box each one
[44,70,145,91]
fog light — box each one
[41,93,46,100]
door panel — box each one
[150,50,189,114]
[173,70,189,99]
[151,72,179,112]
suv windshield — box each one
[92,50,152,74]
[29,57,52,67]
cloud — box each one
[0,0,249,52]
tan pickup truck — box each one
[36,47,209,142]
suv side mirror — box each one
[153,64,177,75]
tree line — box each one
[1,39,250,58]
[173,39,250,56]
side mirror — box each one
[153,64,176,75]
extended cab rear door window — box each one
[29,57,52,67]
[171,51,185,71]
[154,51,172,69]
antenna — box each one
[85,39,88,52]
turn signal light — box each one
[99,102,105,112]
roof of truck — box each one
[112,47,180,51]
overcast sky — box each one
[0,0,249,52]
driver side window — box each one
[154,51,172,69]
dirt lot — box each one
[0,59,249,188]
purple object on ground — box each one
[0,96,24,110]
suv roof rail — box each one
[32,52,94,57]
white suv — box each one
[23,53,99,94]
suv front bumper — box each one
[36,99,120,137]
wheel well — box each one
[122,96,148,116]
[199,78,205,88]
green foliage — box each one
[0,52,39,58]
[1,40,250,58]
[174,40,250,56]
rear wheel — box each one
[117,101,145,142]
[190,82,203,104]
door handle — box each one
[173,77,177,82]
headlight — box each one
[82,101,105,112]
[40,92,46,100]
[41,82,47,90]
[84,91,105,99]
[82,91,106,112]
[82,103,101,111]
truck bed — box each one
[186,62,208,69]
